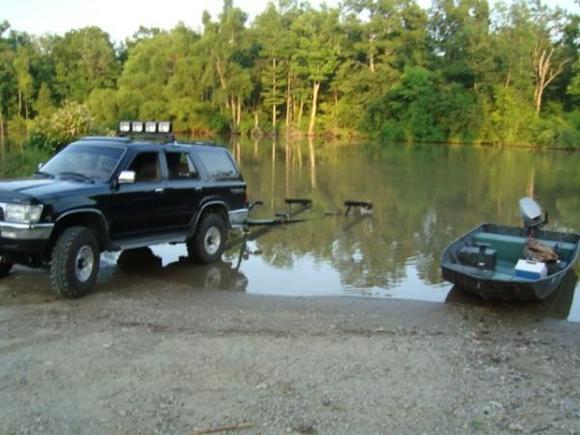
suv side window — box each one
[128,152,161,182]
[196,149,237,179]
[166,152,198,180]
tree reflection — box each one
[308,136,317,189]
[231,138,580,292]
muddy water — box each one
[102,139,579,321]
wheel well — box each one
[198,204,229,228]
[48,212,108,253]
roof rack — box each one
[121,133,176,144]
[177,140,217,147]
[80,136,132,143]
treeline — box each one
[0,0,579,152]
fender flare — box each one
[190,201,230,236]
[54,208,110,248]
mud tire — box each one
[187,214,227,264]
[50,226,100,298]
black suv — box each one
[0,124,248,298]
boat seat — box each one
[474,233,526,262]
[474,232,576,263]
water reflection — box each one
[219,138,580,319]
[116,247,248,292]
[108,239,577,321]
[445,271,578,321]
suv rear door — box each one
[161,149,204,229]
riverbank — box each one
[1,271,579,434]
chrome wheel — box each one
[75,245,95,283]
[204,226,222,256]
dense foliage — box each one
[0,0,578,152]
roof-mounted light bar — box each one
[131,121,144,133]
[119,121,131,133]
[158,122,172,133]
[118,121,173,136]
[145,122,157,133]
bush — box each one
[525,107,580,149]
[0,148,51,178]
[488,86,535,145]
[87,88,119,132]
[28,101,92,151]
[557,111,580,149]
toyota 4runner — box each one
[0,121,248,298]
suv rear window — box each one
[166,152,198,180]
[196,149,238,179]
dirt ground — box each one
[1,261,580,435]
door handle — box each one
[195,186,203,192]
[154,188,164,193]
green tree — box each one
[201,1,255,131]
[0,21,16,153]
[87,88,118,131]
[52,27,119,102]
[34,82,55,117]
[116,30,175,120]
[254,3,294,132]
[364,67,444,142]
[291,7,340,136]
[13,46,33,118]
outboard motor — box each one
[519,197,548,235]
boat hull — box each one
[441,224,580,301]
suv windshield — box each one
[40,143,124,182]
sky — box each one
[2,0,579,43]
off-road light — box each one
[145,122,157,133]
[132,121,144,133]
[119,121,131,133]
[158,122,172,133]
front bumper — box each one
[0,222,54,261]
[0,222,54,240]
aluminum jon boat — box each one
[441,198,580,301]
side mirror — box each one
[118,170,136,184]
[37,162,44,171]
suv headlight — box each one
[4,204,44,224]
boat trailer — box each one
[226,198,374,260]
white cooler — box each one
[515,259,548,280]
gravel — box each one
[1,266,579,434]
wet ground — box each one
[2,233,578,324]
[1,259,580,434]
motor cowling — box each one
[519,197,547,232]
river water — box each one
[127,138,579,322]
